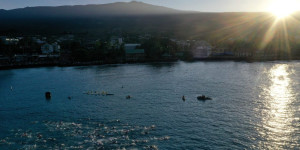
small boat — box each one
[197,95,212,100]
[126,95,131,99]
[45,92,51,99]
[106,94,114,96]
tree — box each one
[0,39,3,55]
[141,37,181,59]
[18,37,40,54]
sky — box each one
[0,0,274,12]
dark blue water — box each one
[0,61,300,149]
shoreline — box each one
[1,57,300,70]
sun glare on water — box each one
[268,0,300,18]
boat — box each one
[45,92,51,99]
[197,95,212,100]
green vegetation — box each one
[143,37,193,60]
[60,40,124,62]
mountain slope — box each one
[0,1,300,41]
[0,1,185,18]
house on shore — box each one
[191,41,212,59]
[125,44,145,62]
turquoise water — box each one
[0,61,300,149]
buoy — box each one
[126,95,131,99]
[182,96,185,101]
[45,92,51,99]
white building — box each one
[191,41,212,59]
[110,37,123,46]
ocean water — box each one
[0,61,299,149]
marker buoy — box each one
[45,92,51,99]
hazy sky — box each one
[0,0,273,12]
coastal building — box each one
[41,43,60,54]
[110,37,123,49]
[52,42,61,53]
[211,48,234,56]
[125,44,145,61]
[14,55,28,63]
[41,43,54,54]
[191,41,212,59]
[58,34,74,41]
[84,41,97,50]
[254,50,276,58]
[162,53,172,59]
[175,52,185,59]
[0,37,20,45]
[255,50,265,57]
[34,38,46,44]
[234,50,252,57]
[110,37,123,46]
[138,34,151,40]
[175,40,191,47]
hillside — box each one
[0,1,300,42]
[0,1,185,18]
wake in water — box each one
[0,119,170,149]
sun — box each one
[268,0,300,18]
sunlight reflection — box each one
[258,64,297,149]
[268,65,292,130]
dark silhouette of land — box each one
[1,1,299,40]
[1,1,300,69]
